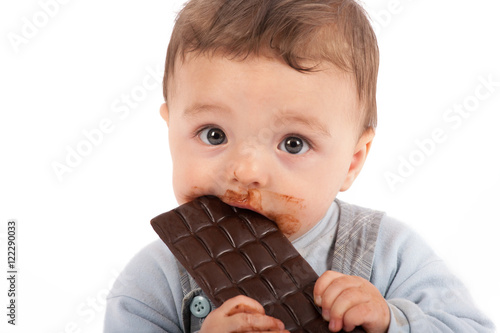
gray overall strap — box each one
[329,199,385,280]
[177,261,215,333]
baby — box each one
[104,0,494,332]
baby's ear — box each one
[340,128,375,192]
[160,103,169,126]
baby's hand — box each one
[199,295,289,333]
[314,271,390,333]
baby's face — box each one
[162,54,372,240]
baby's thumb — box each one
[223,295,266,316]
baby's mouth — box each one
[219,189,263,212]
[218,189,305,238]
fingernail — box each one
[277,320,285,330]
[329,320,337,332]
[322,308,330,321]
[314,295,322,306]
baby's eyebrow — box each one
[279,113,331,138]
[183,103,230,118]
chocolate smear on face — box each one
[269,213,301,237]
[222,189,263,211]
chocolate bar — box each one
[151,196,364,333]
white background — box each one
[1,0,499,332]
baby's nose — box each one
[230,147,270,188]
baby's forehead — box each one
[174,52,356,95]
[171,52,357,95]
[171,53,363,134]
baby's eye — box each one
[278,136,310,155]
[199,127,227,145]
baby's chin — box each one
[267,212,303,239]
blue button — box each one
[190,296,211,318]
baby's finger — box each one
[314,270,344,305]
[316,275,364,317]
[341,302,374,332]
[343,300,390,333]
[245,331,289,333]
[227,312,286,332]
[222,295,266,316]
[327,288,370,331]
[245,330,290,333]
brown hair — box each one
[163,0,379,130]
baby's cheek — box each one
[181,185,218,203]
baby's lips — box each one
[220,188,263,212]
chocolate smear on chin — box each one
[270,213,301,237]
